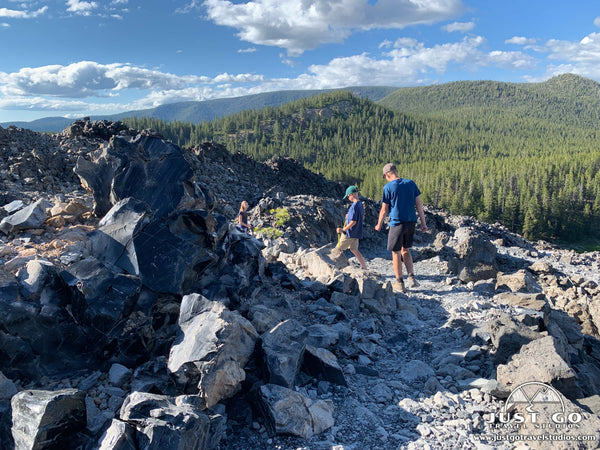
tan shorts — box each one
[338,234,359,251]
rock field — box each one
[1,119,600,449]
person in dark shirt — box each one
[236,200,253,233]
[334,185,368,270]
[375,164,427,292]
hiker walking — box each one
[334,185,368,270]
[375,164,427,292]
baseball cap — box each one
[343,185,359,199]
[382,163,396,176]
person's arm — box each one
[375,203,389,231]
[337,219,357,234]
[342,220,357,232]
[415,196,428,232]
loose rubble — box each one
[1,119,600,449]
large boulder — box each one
[0,199,50,235]
[495,269,542,293]
[118,392,216,450]
[447,230,498,283]
[89,198,152,276]
[17,259,70,316]
[260,319,308,389]
[488,312,543,364]
[97,419,137,450]
[0,266,95,379]
[74,134,211,218]
[300,244,348,284]
[90,198,224,295]
[496,335,580,399]
[302,345,347,386]
[197,224,266,300]
[168,294,259,408]
[492,292,550,328]
[256,383,334,439]
[11,389,86,450]
[63,257,142,335]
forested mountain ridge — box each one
[0,86,398,132]
[378,73,600,128]
[121,75,600,249]
[122,87,600,247]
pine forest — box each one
[123,74,600,250]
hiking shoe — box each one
[392,279,406,293]
[406,274,419,288]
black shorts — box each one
[387,222,416,252]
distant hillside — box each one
[7,75,600,132]
[0,86,398,133]
[377,73,600,128]
[126,81,600,246]
[1,117,75,133]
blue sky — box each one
[1,0,600,122]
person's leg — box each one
[402,246,420,288]
[391,250,405,292]
[401,247,414,275]
[392,250,403,279]
[388,227,406,291]
[351,249,368,270]
[331,234,349,258]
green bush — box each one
[254,226,283,239]
[269,207,290,227]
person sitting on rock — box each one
[333,185,368,270]
[236,201,253,233]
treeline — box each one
[123,89,600,246]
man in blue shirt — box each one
[334,185,368,270]
[375,163,428,292]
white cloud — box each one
[203,0,465,56]
[535,32,600,79]
[175,1,202,14]
[0,0,128,19]
[0,35,537,117]
[212,72,263,83]
[0,96,124,113]
[513,30,600,82]
[393,37,419,49]
[66,0,98,16]
[505,36,537,45]
[238,47,257,53]
[0,61,263,100]
[548,32,600,61]
[0,6,47,19]
[594,16,600,28]
[1,22,9,27]
[486,50,534,69]
[442,21,474,33]
[264,36,533,89]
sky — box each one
[1,1,600,122]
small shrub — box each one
[254,226,283,239]
[269,207,290,227]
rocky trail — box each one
[1,120,600,449]
[220,238,600,450]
